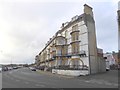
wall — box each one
[86,15,98,74]
[52,69,89,76]
[79,22,89,67]
[97,57,106,72]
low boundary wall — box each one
[52,69,89,76]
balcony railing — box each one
[68,51,86,57]
[52,51,86,58]
[70,40,80,44]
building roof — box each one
[84,4,93,9]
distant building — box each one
[35,55,39,66]
[35,4,106,76]
[103,52,119,70]
[97,48,106,72]
[112,52,119,65]
[103,53,116,66]
[117,1,120,65]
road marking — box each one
[58,76,73,79]
[85,80,90,83]
[24,82,29,84]
[35,84,45,87]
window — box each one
[72,24,78,31]
[72,43,79,54]
[75,34,79,41]
[56,48,62,55]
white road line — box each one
[24,82,29,84]
[35,84,45,87]
[85,80,90,83]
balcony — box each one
[70,40,80,44]
[55,54,63,57]
[68,51,86,57]
[70,30,79,35]
[48,51,86,59]
[55,36,66,46]
[53,53,71,58]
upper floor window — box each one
[72,24,78,31]
[71,32,79,41]
[56,37,65,45]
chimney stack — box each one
[84,4,93,17]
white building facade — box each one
[36,4,106,76]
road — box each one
[2,68,118,88]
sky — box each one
[0,0,119,64]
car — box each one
[0,65,2,72]
[2,66,8,71]
[13,67,18,69]
[0,68,2,73]
[17,66,23,68]
[106,60,110,71]
[29,67,36,71]
[7,67,13,70]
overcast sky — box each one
[0,0,119,64]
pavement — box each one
[2,67,119,88]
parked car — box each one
[29,67,36,71]
[17,66,23,68]
[2,66,8,71]
[0,65,2,72]
[7,67,13,70]
[106,60,110,71]
[13,67,18,69]
[0,68,2,73]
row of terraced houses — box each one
[35,4,106,76]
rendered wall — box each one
[52,69,89,76]
[86,16,99,74]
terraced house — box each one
[35,4,106,76]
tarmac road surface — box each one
[2,67,118,88]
